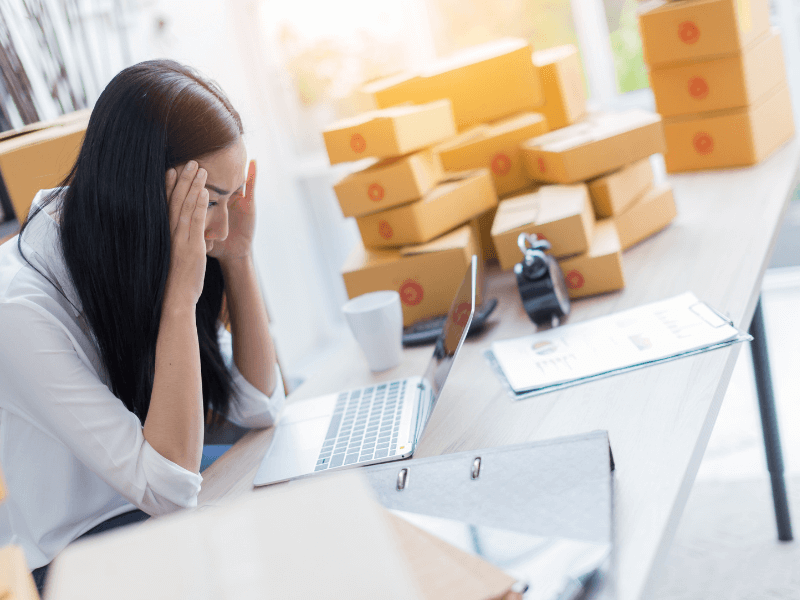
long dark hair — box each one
[18,59,243,425]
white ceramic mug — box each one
[342,291,403,372]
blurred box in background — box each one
[614,184,678,250]
[323,100,456,165]
[558,220,624,299]
[588,158,654,217]
[638,0,771,68]
[474,206,500,261]
[491,184,595,270]
[0,118,88,224]
[0,545,39,600]
[649,30,785,118]
[662,82,793,172]
[521,110,665,183]
[532,44,587,130]
[342,225,482,326]
[334,150,444,218]
[436,112,547,197]
[363,38,543,131]
[356,169,497,249]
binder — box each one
[362,430,616,599]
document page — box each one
[490,292,746,394]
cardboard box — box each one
[362,38,543,130]
[532,45,587,130]
[0,119,87,223]
[663,82,794,172]
[47,472,427,600]
[491,184,595,270]
[558,220,624,299]
[0,545,39,600]
[649,30,785,118]
[342,225,482,326]
[521,110,665,184]
[638,0,771,68]
[614,184,677,250]
[323,100,457,165]
[436,112,548,197]
[333,150,444,217]
[588,158,654,217]
[474,207,499,261]
[387,513,517,600]
[356,169,497,249]
[0,108,91,143]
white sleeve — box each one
[216,323,285,428]
[0,301,202,516]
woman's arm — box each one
[145,301,204,473]
[143,163,210,474]
[220,255,278,398]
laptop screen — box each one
[417,255,477,429]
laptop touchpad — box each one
[258,416,329,483]
[280,395,337,425]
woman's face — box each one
[177,137,247,254]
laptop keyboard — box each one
[314,380,408,472]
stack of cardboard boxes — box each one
[431,44,587,262]
[325,100,497,326]
[0,465,40,600]
[638,0,794,172]
[329,38,551,326]
[331,37,681,322]
[490,110,677,298]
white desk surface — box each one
[200,139,800,600]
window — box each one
[603,0,649,93]
[259,1,424,158]
[425,0,579,56]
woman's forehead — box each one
[198,139,246,191]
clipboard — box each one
[361,430,616,599]
[486,292,751,400]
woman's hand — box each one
[163,161,209,309]
[208,159,256,265]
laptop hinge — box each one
[412,383,432,447]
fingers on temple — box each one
[191,188,209,241]
[166,168,178,227]
[246,159,256,201]
[178,167,206,236]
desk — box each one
[200,139,800,600]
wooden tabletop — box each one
[199,139,800,600]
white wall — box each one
[128,0,351,377]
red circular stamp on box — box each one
[453,302,472,328]
[491,153,512,176]
[678,21,700,44]
[688,76,709,99]
[350,133,366,153]
[565,270,584,290]
[378,220,393,239]
[693,131,714,155]
[368,183,384,202]
[399,280,424,306]
[537,157,547,173]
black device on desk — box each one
[403,297,498,346]
[515,233,570,327]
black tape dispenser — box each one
[514,233,570,327]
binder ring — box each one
[397,468,409,491]
[471,457,481,480]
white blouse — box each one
[0,189,285,569]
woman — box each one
[0,59,284,587]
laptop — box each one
[254,255,478,487]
